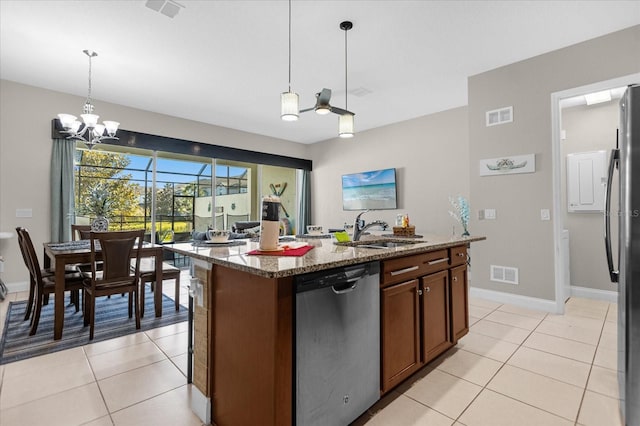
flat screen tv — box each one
[342,168,398,211]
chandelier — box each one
[57,50,119,149]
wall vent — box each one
[490,265,519,285]
[486,106,513,127]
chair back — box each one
[88,230,144,287]
[15,227,44,286]
[71,224,92,241]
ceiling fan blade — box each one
[299,107,315,113]
[330,106,354,116]
[317,88,332,105]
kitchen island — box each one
[165,233,485,425]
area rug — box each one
[0,292,188,365]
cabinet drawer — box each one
[449,245,467,267]
[421,249,450,275]
[381,254,424,286]
[381,250,449,286]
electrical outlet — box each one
[485,209,496,220]
[196,281,204,307]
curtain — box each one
[298,169,311,234]
[50,139,76,242]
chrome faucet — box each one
[353,210,389,241]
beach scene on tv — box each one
[342,168,398,210]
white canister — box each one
[259,196,280,250]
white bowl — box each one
[207,229,230,243]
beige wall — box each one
[0,80,308,285]
[468,25,639,301]
[308,106,470,236]
[561,101,619,292]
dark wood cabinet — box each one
[381,279,420,393]
[421,270,453,363]
[380,244,469,394]
[450,264,469,342]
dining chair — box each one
[82,229,145,340]
[71,223,102,272]
[71,224,92,240]
[137,258,181,317]
[16,227,84,335]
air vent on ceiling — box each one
[486,106,513,127]
[145,0,184,18]
[350,87,373,97]
[490,265,519,285]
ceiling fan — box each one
[300,88,354,116]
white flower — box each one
[449,195,469,233]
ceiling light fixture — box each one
[57,50,119,149]
[280,0,299,121]
[338,21,355,138]
[145,0,184,18]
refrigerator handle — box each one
[604,148,619,283]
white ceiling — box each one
[1,1,638,144]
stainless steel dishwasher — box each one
[295,261,380,426]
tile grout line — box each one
[82,345,115,425]
[572,302,614,426]
[451,304,545,424]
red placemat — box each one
[247,245,314,257]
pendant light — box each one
[58,50,119,149]
[280,0,299,121]
[338,21,354,138]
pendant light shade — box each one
[339,113,354,138]
[281,91,299,121]
[338,21,355,138]
[280,0,299,121]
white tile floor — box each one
[355,296,623,426]
[0,272,203,426]
[0,287,623,426]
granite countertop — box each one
[163,233,485,279]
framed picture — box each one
[479,154,535,176]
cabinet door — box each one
[450,265,469,342]
[381,279,420,394]
[421,270,452,363]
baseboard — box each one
[4,280,28,294]
[570,285,618,303]
[190,384,211,425]
[469,286,560,314]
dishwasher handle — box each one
[332,282,358,294]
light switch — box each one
[16,208,32,218]
[541,209,551,221]
[485,209,496,220]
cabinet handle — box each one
[427,257,449,266]
[457,252,465,257]
[425,286,431,293]
[417,289,423,296]
[453,276,458,282]
[390,265,420,276]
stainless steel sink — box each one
[335,239,421,249]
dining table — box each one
[43,240,164,340]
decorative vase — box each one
[91,216,109,231]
